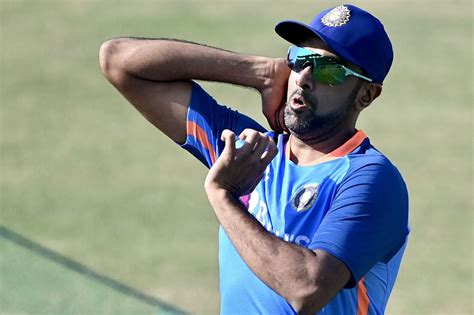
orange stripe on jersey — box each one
[357,277,370,315]
[285,130,368,165]
[330,130,367,158]
[187,121,217,163]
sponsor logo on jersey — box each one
[247,190,311,246]
[290,184,319,212]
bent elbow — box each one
[288,286,322,315]
[98,38,129,85]
[289,280,345,314]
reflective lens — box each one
[286,46,372,85]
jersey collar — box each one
[285,130,368,166]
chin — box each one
[285,120,318,138]
[284,109,316,135]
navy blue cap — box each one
[275,4,393,83]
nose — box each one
[295,64,315,91]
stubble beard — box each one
[283,84,361,142]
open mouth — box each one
[290,95,307,110]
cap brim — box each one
[275,20,320,46]
[275,20,362,72]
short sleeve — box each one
[180,82,267,168]
[309,157,409,288]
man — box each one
[99,4,409,315]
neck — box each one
[288,127,357,166]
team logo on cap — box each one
[290,184,319,212]
[321,5,351,27]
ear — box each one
[356,83,382,111]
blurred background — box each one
[1,0,472,314]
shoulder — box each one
[344,141,407,190]
[333,143,409,220]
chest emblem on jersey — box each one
[290,184,319,212]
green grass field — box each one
[1,227,184,315]
[1,0,472,314]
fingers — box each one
[260,137,278,169]
[238,129,260,154]
[238,129,278,168]
[221,129,236,157]
[253,134,269,158]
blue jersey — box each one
[180,82,409,315]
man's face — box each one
[284,38,363,140]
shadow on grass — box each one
[0,225,189,315]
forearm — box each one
[206,187,333,314]
[100,37,274,91]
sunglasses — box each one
[287,46,372,85]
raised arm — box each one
[98,38,289,143]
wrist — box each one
[205,184,236,204]
[257,57,281,93]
